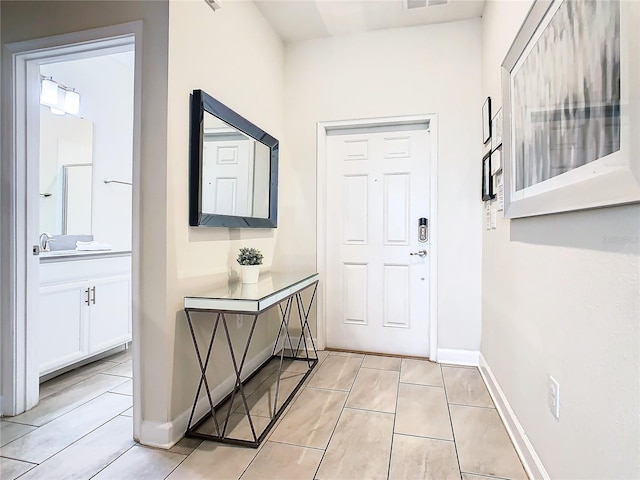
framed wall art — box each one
[501,0,640,218]
[491,107,503,151]
[482,151,494,201]
[482,97,491,144]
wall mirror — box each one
[189,89,278,227]
[39,107,94,235]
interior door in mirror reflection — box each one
[202,132,253,216]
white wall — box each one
[283,20,483,353]
[41,53,135,250]
[481,1,640,478]
[165,0,285,422]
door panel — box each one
[383,264,410,328]
[343,263,368,325]
[383,173,410,245]
[39,281,88,375]
[88,274,131,354]
[343,175,368,244]
[326,128,430,356]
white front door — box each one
[325,126,430,357]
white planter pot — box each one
[240,265,260,284]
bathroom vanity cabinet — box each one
[38,252,131,376]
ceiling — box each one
[253,0,486,44]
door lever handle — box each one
[410,250,427,257]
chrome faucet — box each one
[39,232,55,252]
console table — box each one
[183,272,319,448]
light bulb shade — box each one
[41,79,58,106]
[64,89,80,115]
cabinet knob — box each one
[91,286,96,305]
[85,288,91,305]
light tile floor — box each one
[0,350,528,480]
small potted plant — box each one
[237,247,263,284]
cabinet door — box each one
[39,281,89,375]
[88,274,131,354]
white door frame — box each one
[0,22,143,440]
[316,114,439,361]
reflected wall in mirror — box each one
[189,89,278,227]
[62,164,93,234]
[39,106,94,235]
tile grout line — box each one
[106,392,133,398]
[392,431,456,443]
[9,374,130,430]
[439,363,464,479]
[0,419,39,427]
[339,405,396,415]
[101,373,133,379]
[459,471,513,480]
[311,353,363,480]
[386,358,403,480]
[266,438,325,451]
[358,364,401,373]
[448,402,496,410]
[162,448,191,480]
[12,395,131,469]
[87,444,136,479]
[38,359,120,400]
[398,380,444,388]
[0,454,38,465]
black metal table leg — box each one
[185,310,222,436]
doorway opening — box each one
[1,23,142,442]
[316,115,439,361]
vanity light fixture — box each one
[39,75,81,116]
[40,78,58,106]
[64,89,80,115]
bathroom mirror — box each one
[189,89,278,227]
[39,108,94,235]
[189,90,278,228]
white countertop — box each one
[39,249,132,263]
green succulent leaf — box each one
[237,247,264,265]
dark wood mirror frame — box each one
[189,89,278,228]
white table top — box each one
[184,271,319,313]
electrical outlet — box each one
[548,376,560,420]
[236,315,243,330]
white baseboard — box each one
[139,342,275,449]
[437,348,479,366]
[479,353,550,480]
